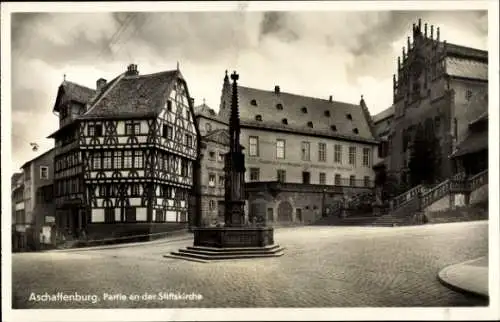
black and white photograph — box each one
[1,1,499,321]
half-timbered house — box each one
[48,64,199,240]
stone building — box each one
[388,19,488,184]
[16,148,56,250]
[193,103,230,226]
[48,64,199,240]
[208,71,379,225]
[11,172,25,251]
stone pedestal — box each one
[193,226,274,248]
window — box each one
[114,150,123,168]
[334,174,341,185]
[331,125,337,132]
[131,184,140,196]
[255,114,263,121]
[87,124,96,136]
[162,125,173,139]
[349,175,356,187]
[40,166,49,180]
[124,151,133,168]
[364,176,370,187]
[125,207,136,222]
[282,118,288,125]
[208,151,215,160]
[105,208,115,223]
[276,139,285,159]
[301,107,308,113]
[319,172,326,185]
[434,116,441,131]
[209,200,215,211]
[302,171,310,184]
[181,159,189,177]
[249,136,259,156]
[307,121,313,128]
[103,151,113,169]
[296,208,302,222]
[353,128,359,134]
[465,89,472,101]
[334,144,342,163]
[318,142,327,162]
[277,170,286,183]
[217,152,225,162]
[324,110,330,117]
[167,100,172,112]
[276,103,283,110]
[346,114,352,120]
[185,134,192,147]
[93,152,102,169]
[205,123,212,132]
[218,175,225,186]
[125,122,140,135]
[362,148,371,167]
[301,141,310,161]
[250,168,260,181]
[349,146,356,165]
[208,173,216,187]
[250,99,257,106]
[133,150,143,168]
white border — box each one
[2,1,499,321]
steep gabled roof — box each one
[372,106,395,124]
[53,81,96,112]
[80,70,180,120]
[194,103,217,117]
[444,42,488,62]
[221,85,376,142]
[446,56,488,81]
[202,128,230,146]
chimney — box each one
[329,95,333,102]
[126,64,139,76]
[274,85,280,94]
[436,27,440,42]
[430,25,434,39]
[190,98,195,106]
[96,78,107,93]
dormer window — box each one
[301,107,308,113]
[282,118,288,125]
[324,110,330,117]
[331,125,337,132]
[250,99,257,106]
[307,121,313,128]
[276,103,283,110]
[353,128,359,134]
[255,115,262,121]
[346,113,353,120]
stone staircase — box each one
[373,170,488,227]
[165,244,285,263]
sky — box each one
[8,7,488,173]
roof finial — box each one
[176,61,180,71]
[203,98,206,105]
[63,74,66,82]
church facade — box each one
[386,20,488,184]
[48,64,198,240]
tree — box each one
[408,125,439,186]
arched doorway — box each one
[277,201,293,222]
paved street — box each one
[12,221,488,308]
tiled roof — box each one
[222,85,376,142]
[62,81,96,104]
[80,70,179,119]
[202,128,230,146]
[194,103,217,117]
[372,106,395,124]
[444,42,488,61]
[450,129,488,158]
[446,57,488,81]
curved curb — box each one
[437,257,489,299]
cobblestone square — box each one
[11,221,488,308]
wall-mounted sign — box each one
[45,216,55,223]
